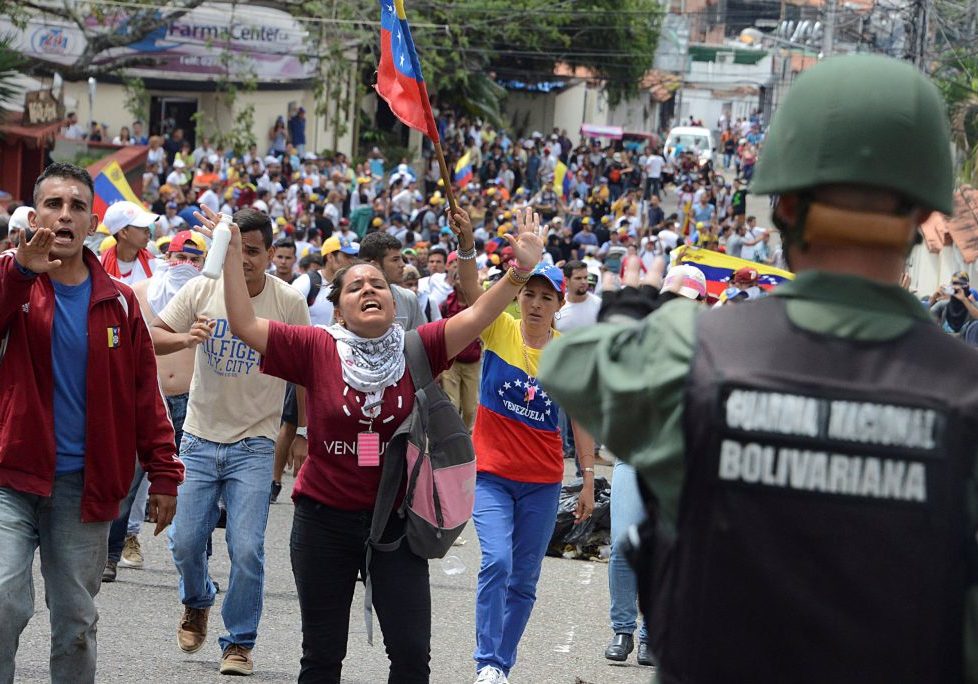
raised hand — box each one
[448,208,473,245]
[193,205,241,251]
[506,206,546,272]
[15,227,62,273]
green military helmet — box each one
[751,54,953,215]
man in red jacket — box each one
[0,163,183,683]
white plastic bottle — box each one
[201,214,232,279]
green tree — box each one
[0,33,22,116]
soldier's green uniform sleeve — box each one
[539,298,699,523]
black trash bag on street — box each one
[547,476,612,559]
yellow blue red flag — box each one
[454,151,473,187]
[377,0,439,141]
[93,161,142,223]
[671,245,794,299]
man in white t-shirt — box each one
[555,260,602,460]
[643,150,665,200]
[290,234,359,326]
[150,208,310,676]
[198,180,221,215]
[100,200,159,285]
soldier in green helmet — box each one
[539,54,978,682]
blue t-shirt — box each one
[52,277,91,475]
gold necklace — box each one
[520,322,551,406]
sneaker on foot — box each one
[270,480,282,504]
[220,644,254,676]
[475,666,507,684]
[101,559,117,583]
[177,606,210,653]
[118,534,144,568]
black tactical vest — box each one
[654,296,978,684]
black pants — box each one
[290,497,431,683]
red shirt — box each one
[439,291,481,364]
[261,319,450,511]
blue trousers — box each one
[472,472,561,676]
[609,460,648,640]
[168,433,274,651]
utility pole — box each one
[910,0,929,70]
[822,0,837,57]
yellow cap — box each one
[276,216,287,225]
[503,211,512,219]
[97,223,110,235]
[601,215,611,224]
[696,221,705,229]
[437,178,445,187]
[99,235,117,254]
[372,217,384,227]
[155,235,172,251]
[582,217,591,225]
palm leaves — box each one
[0,34,23,118]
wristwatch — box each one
[295,426,308,439]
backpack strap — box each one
[362,329,430,645]
[306,269,323,308]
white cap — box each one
[103,201,159,236]
[264,155,279,165]
[252,199,269,213]
[9,206,33,231]
[303,152,318,161]
[662,264,708,301]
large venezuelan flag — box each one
[92,161,142,222]
[671,245,794,299]
[454,151,473,187]
[377,0,439,141]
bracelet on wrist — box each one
[507,268,531,286]
[457,246,477,261]
[295,425,308,439]
[582,466,595,475]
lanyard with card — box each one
[357,394,383,467]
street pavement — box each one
[14,460,655,684]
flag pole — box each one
[431,138,459,216]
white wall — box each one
[59,80,356,157]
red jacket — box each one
[0,249,183,522]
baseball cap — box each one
[663,264,708,300]
[732,266,759,285]
[103,201,159,236]
[168,230,207,255]
[527,262,564,295]
[951,270,970,286]
[9,206,32,232]
[322,235,359,256]
[440,226,454,236]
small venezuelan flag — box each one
[93,161,143,226]
[453,151,473,188]
[107,327,121,349]
[376,0,439,141]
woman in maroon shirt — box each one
[200,205,545,683]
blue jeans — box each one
[473,472,561,676]
[0,472,111,684]
[609,460,648,640]
[108,393,189,562]
[168,433,274,651]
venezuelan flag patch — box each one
[107,327,120,348]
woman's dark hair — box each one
[233,207,273,248]
[326,261,381,309]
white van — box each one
[665,126,716,166]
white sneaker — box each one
[475,666,508,684]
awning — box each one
[580,124,623,140]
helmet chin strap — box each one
[776,199,918,270]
